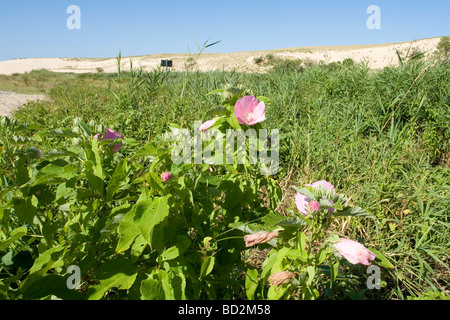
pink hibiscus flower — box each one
[234,96,266,126]
[94,128,124,153]
[333,238,377,266]
[304,180,335,191]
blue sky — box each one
[0,0,449,61]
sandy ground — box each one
[0,37,442,75]
[0,90,47,117]
[0,37,442,117]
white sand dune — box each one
[0,37,443,117]
[0,37,442,75]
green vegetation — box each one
[436,36,450,60]
[0,56,449,300]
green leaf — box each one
[0,226,27,251]
[132,143,158,159]
[132,196,170,246]
[276,216,307,229]
[161,235,191,261]
[286,249,307,262]
[20,246,66,292]
[334,206,375,219]
[32,163,66,186]
[245,267,259,300]
[315,246,329,265]
[85,138,104,195]
[116,210,140,253]
[38,128,79,137]
[106,158,128,201]
[117,196,170,252]
[40,150,80,161]
[291,186,316,200]
[227,113,241,130]
[21,275,84,300]
[130,234,147,263]
[156,269,175,300]
[87,257,138,300]
[84,160,104,196]
[140,279,161,300]
[262,178,283,210]
[28,246,65,276]
[13,197,37,224]
[370,249,395,269]
[200,256,215,278]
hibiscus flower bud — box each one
[244,230,279,247]
[199,119,217,132]
[268,271,298,290]
[308,201,320,213]
[28,148,41,159]
[160,171,173,182]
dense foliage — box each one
[0,57,449,300]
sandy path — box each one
[0,90,47,117]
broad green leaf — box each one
[200,256,215,278]
[38,128,79,137]
[87,257,138,300]
[276,216,307,229]
[148,172,165,194]
[291,186,315,200]
[13,197,37,224]
[261,250,278,280]
[262,211,288,227]
[20,246,66,292]
[32,163,66,186]
[245,267,259,300]
[161,235,191,261]
[0,226,27,251]
[315,246,329,265]
[132,196,170,246]
[130,234,147,263]
[22,275,83,300]
[156,269,175,300]
[262,178,283,210]
[370,249,395,269]
[28,246,65,276]
[334,206,375,219]
[40,150,80,161]
[116,210,140,253]
[132,143,158,159]
[227,113,241,130]
[306,266,315,286]
[286,249,307,262]
[140,279,161,300]
[84,138,104,196]
[106,158,128,201]
[84,160,104,196]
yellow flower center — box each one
[244,112,253,123]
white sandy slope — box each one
[0,90,47,117]
[0,37,442,75]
